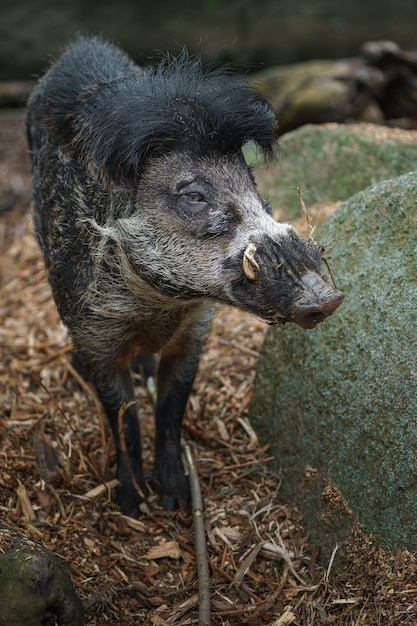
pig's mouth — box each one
[270,309,334,329]
[271,312,325,329]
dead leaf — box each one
[144,541,181,560]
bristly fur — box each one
[29,36,278,184]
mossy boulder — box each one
[250,171,417,554]
[255,124,417,220]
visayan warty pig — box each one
[26,37,344,516]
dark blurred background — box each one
[1,0,417,79]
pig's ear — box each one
[66,91,168,186]
[216,84,279,160]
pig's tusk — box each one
[243,243,260,281]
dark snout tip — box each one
[294,290,344,329]
[291,270,344,329]
[263,271,344,329]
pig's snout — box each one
[236,237,343,328]
[292,271,344,329]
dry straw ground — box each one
[1,110,416,625]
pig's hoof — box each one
[116,485,142,517]
[151,463,190,511]
[115,455,148,516]
[116,478,148,518]
[162,484,190,511]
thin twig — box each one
[295,187,340,289]
[217,337,260,358]
[295,186,316,239]
[117,401,147,502]
[183,442,211,626]
[176,537,263,603]
[324,543,340,583]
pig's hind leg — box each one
[152,312,213,510]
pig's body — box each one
[26,37,343,516]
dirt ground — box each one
[1,109,416,625]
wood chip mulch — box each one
[1,110,416,626]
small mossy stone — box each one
[250,171,417,554]
[0,527,84,626]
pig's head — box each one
[119,150,343,329]
[82,53,343,327]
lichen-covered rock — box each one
[250,171,417,554]
[256,123,417,220]
[0,527,84,626]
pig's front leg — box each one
[94,366,147,517]
[153,312,213,510]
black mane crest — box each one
[34,37,278,183]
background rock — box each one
[255,41,417,134]
[250,170,417,555]
[255,58,383,133]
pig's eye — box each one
[182,191,208,209]
[176,183,209,211]
[187,192,204,203]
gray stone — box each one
[250,171,417,554]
